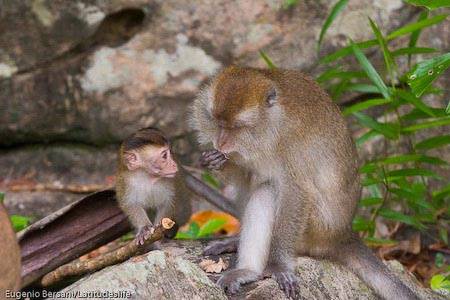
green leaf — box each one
[417,155,448,165]
[430,274,450,292]
[387,167,441,179]
[378,208,426,229]
[175,231,193,240]
[406,52,450,97]
[353,112,399,139]
[344,83,381,94]
[404,0,450,10]
[368,184,383,198]
[402,116,450,132]
[433,183,450,203]
[350,40,390,99]
[356,130,381,147]
[395,90,436,117]
[189,222,200,238]
[198,218,227,238]
[318,0,349,51]
[352,216,375,232]
[378,154,422,164]
[201,172,221,189]
[283,0,300,9]
[408,10,429,65]
[343,98,391,116]
[358,197,383,207]
[439,228,448,245]
[369,18,397,79]
[360,162,377,174]
[317,68,366,83]
[121,232,135,242]
[0,192,4,203]
[389,188,434,210]
[259,50,277,69]
[320,14,447,64]
[388,14,449,40]
[415,135,450,150]
[446,101,450,114]
[320,40,378,64]
[364,237,398,246]
[10,215,32,232]
[392,47,437,57]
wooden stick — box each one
[40,218,175,287]
[183,170,238,217]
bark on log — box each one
[0,203,21,296]
[19,190,131,288]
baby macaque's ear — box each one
[124,151,140,170]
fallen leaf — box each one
[189,210,239,236]
[199,258,228,273]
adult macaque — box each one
[190,66,418,300]
[116,127,191,245]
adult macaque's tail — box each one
[334,237,419,300]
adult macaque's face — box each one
[125,145,178,178]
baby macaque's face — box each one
[124,144,178,178]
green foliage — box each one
[317,2,450,258]
[317,0,349,52]
[259,50,277,69]
[282,0,300,9]
[10,215,32,232]
[0,192,4,203]
[430,272,450,293]
[202,172,221,189]
[406,52,450,97]
[175,218,226,239]
[404,0,450,10]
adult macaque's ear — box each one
[266,86,277,107]
[124,151,140,170]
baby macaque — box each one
[116,127,191,245]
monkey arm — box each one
[119,203,152,230]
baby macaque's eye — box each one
[162,151,168,160]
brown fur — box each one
[190,66,418,300]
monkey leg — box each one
[200,149,228,170]
[203,236,239,256]
[264,193,301,298]
[217,184,276,294]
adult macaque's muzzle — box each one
[216,128,233,153]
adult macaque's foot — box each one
[264,265,298,299]
[217,268,259,294]
[135,224,155,246]
[203,238,238,256]
[200,149,228,170]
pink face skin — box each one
[124,145,178,179]
[215,127,235,154]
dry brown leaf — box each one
[199,258,228,273]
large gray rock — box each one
[0,0,417,146]
[54,240,443,300]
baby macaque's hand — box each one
[200,149,229,170]
[135,224,155,246]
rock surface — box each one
[54,240,444,300]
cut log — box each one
[19,190,131,288]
